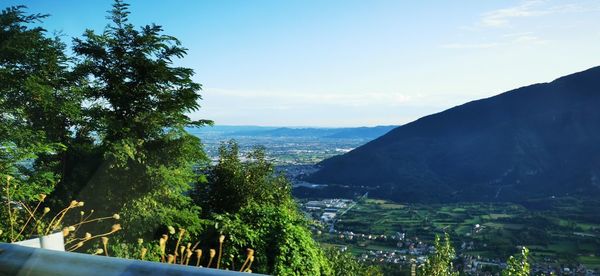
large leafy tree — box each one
[194,141,331,275]
[0,6,79,241]
[68,0,211,239]
[197,141,291,214]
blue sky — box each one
[6,0,600,126]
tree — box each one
[196,140,290,214]
[325,247,383,276]
[194,141,331,274]
[0,5,80,241]
[68,0,211,239]
[420,233,459,276]
[502,247,530,276]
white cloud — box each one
[443,1,600,50]
[501,31,534,38]
[511,34,546,44]
[479,0,600,28]
[481,0,548,28]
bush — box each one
[324,247,383,276]
[502,247,530,276]
[194,141,332,274]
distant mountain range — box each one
[189,125,396,140]
[307,66,600,202]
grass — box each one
[577,256,600,269]
[316,197,600,269]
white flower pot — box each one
[13,231,65,251]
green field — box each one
[316,197,600,269]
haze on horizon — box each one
[9,0,600,127]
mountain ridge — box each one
[307,66,600,202]
[190,125,396,139]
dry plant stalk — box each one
[179,245,186,264]
[185,249,193,265]
[65,223,121,252]
[16,194,45,239]
[190,241,200,251]
[32,207,51,237]
[67,213,119,229]
[46,200,81,235]
[182,242,191,264]
[159,235,168,262]
[173,228,185,264]
[217,235,225,269]
[245,255,255,272]
[240,248,254,272]
[68,242,84,252]
[140,248,148,260]
[2,181,121,251]
[101,237,109,256]
[144,231,254,273]
[194,249,203,267]
[207,249,216,268]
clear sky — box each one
[5,0,600,126]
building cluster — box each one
[332,231,433,265]
[277,164,319,179]
[331,230,406,243]
[461,255,600,275]
[530,263,599,275]
[302,198,600,275]
[301,198,354,223]
[460,255,503,274]
[360,250,427,265]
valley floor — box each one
[300,197,600,275]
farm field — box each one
[317,197,600,269]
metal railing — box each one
[0,242,260,276]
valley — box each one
[306,197,600,274]
[5,1,599,275]
[188,125,391,165]
[191,125,600,275]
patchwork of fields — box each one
[318,197,600,269]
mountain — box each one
[231,127,340,137]
[186,125,279,136]
[197,125,396,139]
[307,66,600,202]
[323,126,397,139]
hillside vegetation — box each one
[0,2,371,274]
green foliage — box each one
[196,140,290,214]
[211,203,330,275]
[420,233,459,276]
[104,238,162,262]
[1,0,212,243]
[194,141,331,275]
[62,0,211,240]
[0,5,76,242]
[324,247,383,276]
[0,3,383,275]
[502,247,530,276]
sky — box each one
[5,0,600,127]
